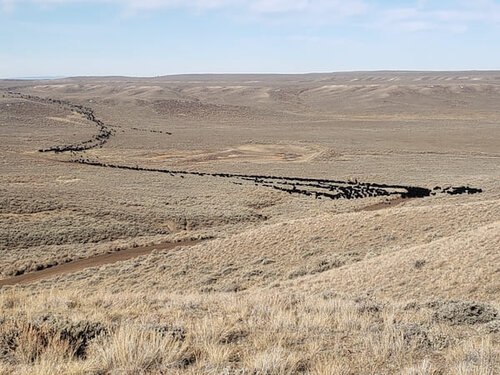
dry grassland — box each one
[1,72,499,374]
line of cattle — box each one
[71,158,482,201]
[131,127,172,135]
[6,91,113,153]
[5,90,482,202]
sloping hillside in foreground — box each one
[1,199,499,374]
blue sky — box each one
[1,0,500,77]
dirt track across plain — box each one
[0,239,201,287]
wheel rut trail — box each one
[70,159,483,201]
[0,239,201,287]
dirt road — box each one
[0,239,201,287]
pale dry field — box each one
[0,72,499,374]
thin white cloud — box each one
[250,0,309,13]
[1,0,499,31]
[375,0,500,33]
[1,0,368,15]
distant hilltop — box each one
[5,76,67,80]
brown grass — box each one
[0,290,498,374]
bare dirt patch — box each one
[148,143,317,164]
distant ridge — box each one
[2,70,500,82]
[5,76,67,80]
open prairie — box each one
[1,72,499,374]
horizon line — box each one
[3,69,500,81]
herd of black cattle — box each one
[5,90,483,201]
[130,127,172,135]
[6,91,113,152]
[71,158,482,200]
